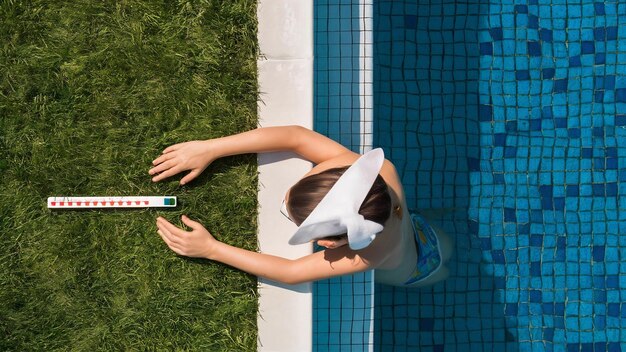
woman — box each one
[150,126,452,286]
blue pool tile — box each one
[490,27,503,41]
[530,119,542,130]
[480,42,493,55]
[543,303,554,315]
[542,106,553,118]
[528,15,539,29]
[505,303,518,316]
[566,185,580,196]
[594,127,605,137]
[494,133,506,146]
[555,197,566,210]
[554,117,567,128]
[569,128,581,138]
[480,237,492,250]
[404,15,417,29]
[492,250,505,264]
[554,79,568,93]
[607,276,619,288]
[595,90,605,102]
[607,303,620,317]
[606,147,618,157]
[505,120,518,132]
[606,75,616,89]
[555,303,565,316]
[516,70,530,80]
[528,41,542,56]
[582,41,595,54]
[531,262,541,276]
[606,26,618,40]
[540,28,553,42]
[593,245,606,261]
[530,290,542,303]
[596,75,615,90]
[616,88,626,102]
[467,157,480,171]
[608,343,621,352]
[419,318,434,331]
[595,2,606,14]
[479,104,492,122]
[607,158,618,169]
[504,208,516,222]
[515,5,528,14]
[530,234,543,247]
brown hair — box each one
[286,166,392,228]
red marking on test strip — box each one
[51,202,56,206]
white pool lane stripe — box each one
[47,196,177,209]
[359,0,374,155]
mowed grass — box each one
[0,1,258,350]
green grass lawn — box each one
[0,1,258,350]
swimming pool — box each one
[315,0,626,351]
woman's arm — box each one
[156,215,377,285]
[150,126,353,184]
[210,126,352,164]
[210,242,372,285]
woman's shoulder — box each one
[310,151,360,172]
[310,150,405,201]
[310,151,399,179]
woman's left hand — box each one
[156,215,217,259]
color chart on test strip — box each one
[47,196,177,209]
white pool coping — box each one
[256,1,314,351]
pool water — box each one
[316,0,626,351]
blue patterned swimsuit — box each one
[403,213,443,286]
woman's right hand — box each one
[149,140,216,185]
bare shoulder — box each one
[309,151,398,178]
[309,151,360,173]
[307,151,405,199]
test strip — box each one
[47,196,177,209]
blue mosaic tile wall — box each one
[373,0,626,351]
[313,1,375,351]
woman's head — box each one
[285,166,392,248]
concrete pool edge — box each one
[256,0,314,351]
